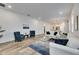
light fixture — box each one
[8,5,12,8]
[43,24,46,26]
[59,11,63,15]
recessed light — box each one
[43,24,46,26]
[8,5,12,8]
[59,11,63,15]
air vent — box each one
[27,14,31,16]
[0,3,5,7]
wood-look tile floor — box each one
[0,35,44,55]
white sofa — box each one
[50,32,79,55]
[67,33,79,49]
[50,42,79,55]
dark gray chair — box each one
[14,32,25,42]
[30,31,35,37]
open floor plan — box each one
[0,3,79,55]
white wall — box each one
[0,8,51,43]
[66,4,79,49]
[72,4,79,37]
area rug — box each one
[29,42,49,55]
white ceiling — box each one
[5,3,72,24]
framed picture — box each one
[74,16,78,31]
[23,24,29,29]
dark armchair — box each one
[30,31,35,37]
[14,32,25,42]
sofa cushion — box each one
[54,39,68,46]
[49,38,68,46]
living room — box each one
[0,3,79,55]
